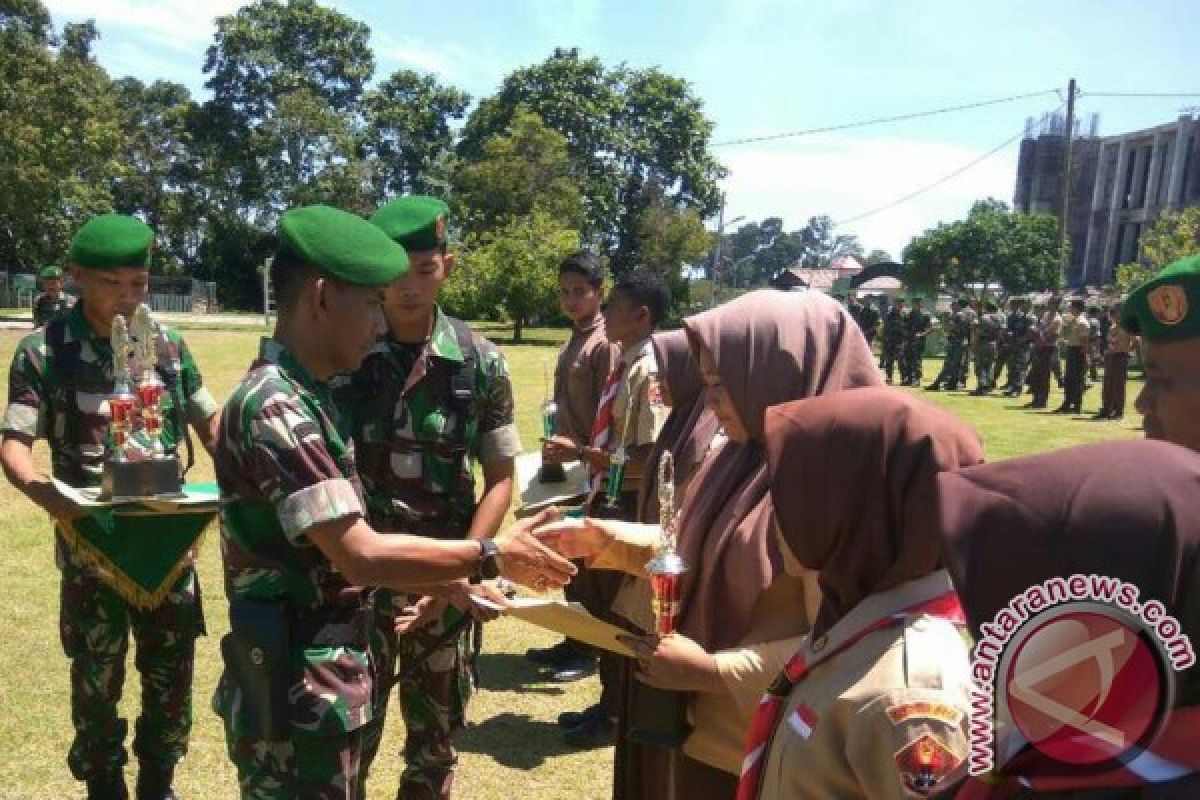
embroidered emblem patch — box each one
[894,733,962,796]
[886,701,963,727]
[1148,284,1187,326]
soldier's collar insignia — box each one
[1148,284,1188,326]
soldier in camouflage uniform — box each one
[33,264,74,328]
[1,215,219,800]
[879,297,906,384]
[341,196,521,800]
[213,205,567,800]
[926,298,972,391]
[971,300,1006,395]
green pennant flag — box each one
[58,482,218,609]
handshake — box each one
[481,508,617,593]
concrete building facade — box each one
[1014,114,1200,286]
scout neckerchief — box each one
[587,356,626,475]
[952,706,1200,799]
[736,589,965,800]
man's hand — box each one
[531,515,614,561]
[32,478,83,525]
[617,633,724,693]
[394,595,446,636]
[540,435,580,465]
[444,579,509,622]
[495,507,577,592]
[580,446,608,473]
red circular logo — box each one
[1003,608,1165,766]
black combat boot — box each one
[86,771,128,800]
[136,764,178,800]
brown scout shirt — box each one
[553,314,618,447]
[757,570,971,800]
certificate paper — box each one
[474,594,635,658]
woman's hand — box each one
[532,515,615,561]
[617,633,725,694]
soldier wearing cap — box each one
[971,300,1005,396]
[212,205,572,799]
[901,296,933,386]
[998,297,1034,397]
[1056,298,1091,414]
[1025,295,1062,409]
[879,297,907,384]
[33,264,73,328]
[926,298,971,392]
[337,196,521,800]
[1,214,220,800]
[1123,253,1200,452]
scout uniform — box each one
[553,310,618,450]
[213,206,408,800]
[1057,304,1091,413]
[33,264,73,328]
[746,571,971,800]
[343,196,521,800]
[1026,303,1062,408]
[1097,314,1137,420]
[971,304,1005,395]
[3,215,217,800]
[879,303,906,384]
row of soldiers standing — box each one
[844,293,1136,418]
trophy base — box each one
[101,456,183,500]
[537,461,567,484]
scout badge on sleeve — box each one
[645,452,687,635]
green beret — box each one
[279,205,409,287]
[370,195,449,252]
[39,265,62,280]
[68,214,153,269]
[1122,253,1200,341]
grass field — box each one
[0,323,1144,799]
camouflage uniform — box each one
[336,309,520,800]
[879,306,906,384]
[33,291,73,328]
[972,309,1006,393]
[213,338,376,800]
[901,305,932,385]
[2,301,215,789]
[929,306,972,390]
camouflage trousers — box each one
[57,536,204,781]
[221,717,364,800]
[973,344,998,391]
[360,598,472,800]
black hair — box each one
[611,269,670,325]
[1070,298,1086,312]
[270,244,319,312]
[558,250,606,289]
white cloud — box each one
[717,134,1020,258]
[44,0,246,52]
[374,34,460,81]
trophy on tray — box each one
[101,303,182,499]
[645,452,687,635]
[602,391,635,510]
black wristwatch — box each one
[476,538,500,581]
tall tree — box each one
[458,48,724,273]
[364,69,470,200]
[636,183,711,306]
[0,7,125,271]
[793,215,863,268]
[865,248,894,265]
[903,198,1061,296]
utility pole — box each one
[1059,78,1077,278]
[708,196,725,309]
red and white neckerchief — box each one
[953,706,1200,799]
[736,590,965,800]
[587,358,626,475]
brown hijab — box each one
[937,439,1200,708]
[674,289,881,651]
[636,329,721,524]
[765,387,984,639]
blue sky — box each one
[43,0,1200,257]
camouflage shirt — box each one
[335,308,521,538]
[3,301,216,488]
[32,292,72,328]
[213,338,372,735]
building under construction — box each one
[1013,112,1200,287]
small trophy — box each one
[108,315,136,458]
[100,303,182,498]
[644,452,687,635]
[538,363,566,483]
[602,391,635,509]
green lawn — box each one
[0,325,1143,799]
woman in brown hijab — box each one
[935,439,1200,799]
[739,387,984,800]
[539,289,881,798]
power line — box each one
[832,106,1064,228]
[711,89,1058,147]
[1081,91,1200,98]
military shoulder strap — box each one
[445,316,479,442]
